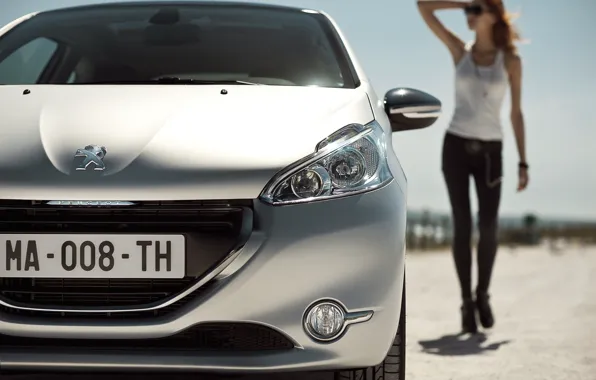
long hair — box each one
[485,0,521,52]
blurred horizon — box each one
[2,0,595,222]
[407,208,596,226]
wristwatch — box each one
[518,162,529,170]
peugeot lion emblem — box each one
[74,145,107,171]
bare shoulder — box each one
[504,51,522,74]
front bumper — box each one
[0,180,406,373]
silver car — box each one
[0,2,441,379]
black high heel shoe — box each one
[476,291,495,328]
[461,298,478,334]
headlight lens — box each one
[259,120,393,205]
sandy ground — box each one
[405,244,596,380]
[4,244,596,380]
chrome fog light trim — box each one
[303,300,374,342]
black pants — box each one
[442,132,503,301]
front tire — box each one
[335,278,406,380]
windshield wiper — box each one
[74,77,261,85]
[154,77,261,85]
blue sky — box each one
[2,0,595,220]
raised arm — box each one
[417,1,468,65]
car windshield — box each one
[0,3,357,88]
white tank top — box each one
[447,43,509,141]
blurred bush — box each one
[406,210,596,252]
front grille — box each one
[0,199,251,235]
[1,277,194,307]
[0,278,217,319]
[0,323,295,352]
[0,200,252,319]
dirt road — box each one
[5,245,596,380]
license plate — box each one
[0,234,185,279]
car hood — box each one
[0,85,374,200]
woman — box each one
[417,0,529,334]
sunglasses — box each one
[464,4,484,16]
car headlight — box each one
[259,120,393,205]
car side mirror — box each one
[383,87,442,133]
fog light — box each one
[304,301,346,341]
